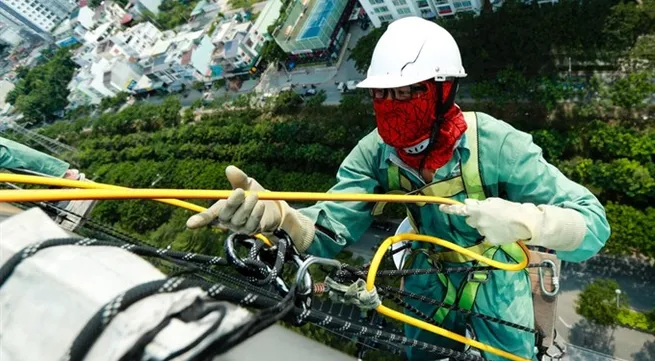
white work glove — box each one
[186,166,316,252]
[439,197,587,251]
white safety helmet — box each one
[356,17,467,89]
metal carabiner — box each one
[295,256,342,294]
[538,259,560,297]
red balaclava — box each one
[373,80,467,171]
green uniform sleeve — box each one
[492,119,610,262]
[0,137,70,178]
[298,131,383,258]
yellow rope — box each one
[0,173,531,360]
[367,234,531,361]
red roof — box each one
[120,13,134,24]
[181,50,192,65]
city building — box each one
[272,0,357,62]
[130,0,163,16]
[0,0,77,38]
[0,25,22,46]
[241,0,282,67]
[52,5,98,48]
[67,57,144,107]
[109,21,163,60]
[141,30,215,91]
[360,0,558,28]
[210,19,252,74]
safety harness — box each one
[371,111,527,326]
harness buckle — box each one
[467,271,489,283]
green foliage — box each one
[213,79,226,89]
[182,107,195,123]
[155,0,199,30]
[608,71,655,109]
[270,90,303,115]
[348,26,386,74]
[259,40,287,65]
[6,48,77,124]
[436,0,653,80]
[305,90,327,108]
[190,98,204,110]
[558,157,655,206]
[50,99,373,234]
[575,278,628,327]
[617,308,655,334]
[99,92,130,111]
[603,203,655,259]
[228,0,258,10]
[629,35,655,65]
[191,81,206,91]
[602,0,655,56]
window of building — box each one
[374,6,389,13]
[461,0,472,7]
[369,0,384,4]
[436,4,453,15]
[416,0,429,7]
[379,14,394,21]
[392,0,406,5]
[397,7,411,14]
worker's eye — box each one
[394,86,412,100]
[369,88,386,99]
[369,85,427,101]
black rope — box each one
[341,263,546,278]
[0,194,548,361]
[379,285,538,335]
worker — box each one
[187,16,610,361]
[0,136,84,180]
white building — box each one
[131,0,164,16]
[0,26,22,46]
[141,30,215,91]
[67,57,144,107]
[0,0,77,38]
[110,21,163,60]
[241,0,282,67]
[360,0,557,28]
[210,19,253,73]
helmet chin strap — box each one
[417,78,459,174]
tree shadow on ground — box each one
[632,340,655,361]
[568,319,616,355]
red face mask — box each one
[373,81,467,171]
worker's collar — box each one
[381,132,470,186]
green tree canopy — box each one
[6,48,78,124]
[575,278,629,327]
[348,26,386,74]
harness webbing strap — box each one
[461,112,485,201]
[377,111,529,327]
[434,273,458,324]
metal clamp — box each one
[295,256,342,296]
[538,259,560,297]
